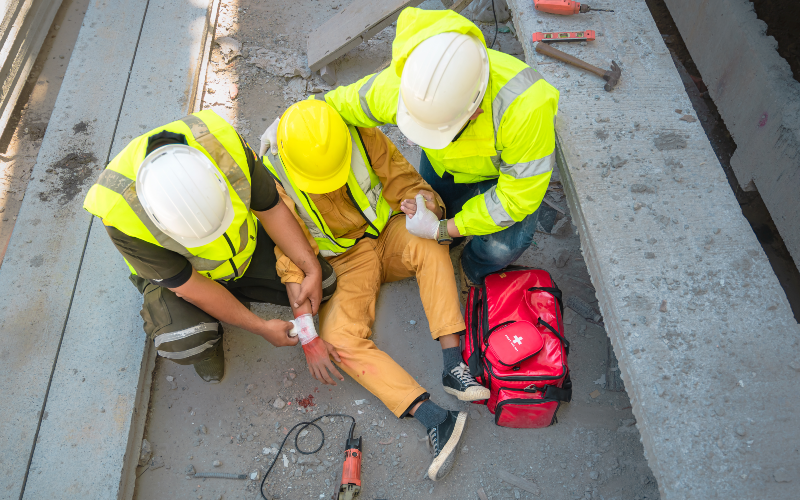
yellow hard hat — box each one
[277,100,351,194]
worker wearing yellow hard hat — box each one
[321,7,560,301]
[260,99,487,481]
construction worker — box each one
[83,110,337,383]
[260,99,489,481]
[322,7,559,297]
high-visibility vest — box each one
[264,125,394,257]
[323,7,560,236]
[83,110,258,281]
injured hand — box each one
[293,314,345,385]
[405,193,439,240]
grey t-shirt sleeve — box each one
[105,225,192,287]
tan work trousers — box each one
[320,215,466,417]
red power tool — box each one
[534,0,613,15]
[338,423,362,500]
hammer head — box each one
[602,61,621,91]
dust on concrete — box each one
[652,132,687,150]
[38,151,97,205]
[133,1,660,500]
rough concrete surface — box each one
[0,0,212,498]
[507,0,800,498]
[662,0,800,272]
[134,2,658,500]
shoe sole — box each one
[427,411,467,481]
[443,385,490,402]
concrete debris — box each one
[185,464,195,476]
[630,184,655,194]
[198,425,208,435]
[589,471,599,480]
[497,469,541,496]
[214,36,241,63]
[273,397,286,409]
[550,216,572,236]
[354,399,367,405]
[610,155,628,168]
[773,467,792,483]
[138,439,152,467]
[659,300,668,313]
[212,460,221,467]
[679,114,697,122]
[250,470,260,481]
[245,383,256,394]
[653,132,687,150]
[149,456,164,470]
[250,49,307,78]
[229,84,239,99]
[287,370,296,380]
[566,296,601,322]
[409,320,416,325]
[283,377,293,387]
[555,248,570,268]
[282,454,289,468]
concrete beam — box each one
[0,0,62,135]
[0,0,213,498]
[662,0,800,271]
[506,0,800,498]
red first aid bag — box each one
[462,267,571,428]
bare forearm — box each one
[447,218,463,238]
[285,282,313,318]
[255,202,320,277]
[173,274,264,334]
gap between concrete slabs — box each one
[0,0,214,498]
[506,0,800,498]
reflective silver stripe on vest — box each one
[158,338,219,360]
[484,185,515,227]
[358,72,385,126]
[491,68,542,145]
[217,254,253,281]
[181,114,252,210]
[154,322,219,348]
[500,152,554,179]
[96,170,227,271]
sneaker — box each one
[443,362,490,401]
[427,410,468,481]
[192,339,225,383]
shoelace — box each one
[452,363,480,388]
[428,427,440,456]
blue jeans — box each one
[419,152,539,285]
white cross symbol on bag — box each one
[512,335,523,345]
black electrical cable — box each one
[489,0,499,49]
[260,413,356,500]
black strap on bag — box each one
[528,286,564,316]
[543,383,572,402]
[538,318,570,356]
[467,291,484,379]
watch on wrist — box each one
[436,220,453,245]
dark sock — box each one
[414,400,448,430]
[442,346,463,372]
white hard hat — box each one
[397,32,490,150]
[137,144,234,248]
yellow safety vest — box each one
[264,125,394,257]
[83,110,258,281]
[323,7,560,236]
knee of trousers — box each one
[154,322,222,366]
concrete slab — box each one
[0,0,149,496]
[20,0,213,498]
[506,0,800,497]
[662,0,800,272]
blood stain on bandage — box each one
[296,395,315,408]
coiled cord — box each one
[260,413,356,500]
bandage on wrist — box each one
[290,314,318,345]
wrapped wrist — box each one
[290,314,318,345]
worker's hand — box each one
[294,269,323,315]
[405,193,440,240]
[257,318,298,347]
[303,337,344,386]
[259,117,280,157]
[400,190,442,219]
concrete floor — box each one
[133,2,658,500]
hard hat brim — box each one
[397,93,470,150]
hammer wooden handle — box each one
[535,42,605,77]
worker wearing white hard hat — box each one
[322,7,559,301]
[84,111,337,383]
